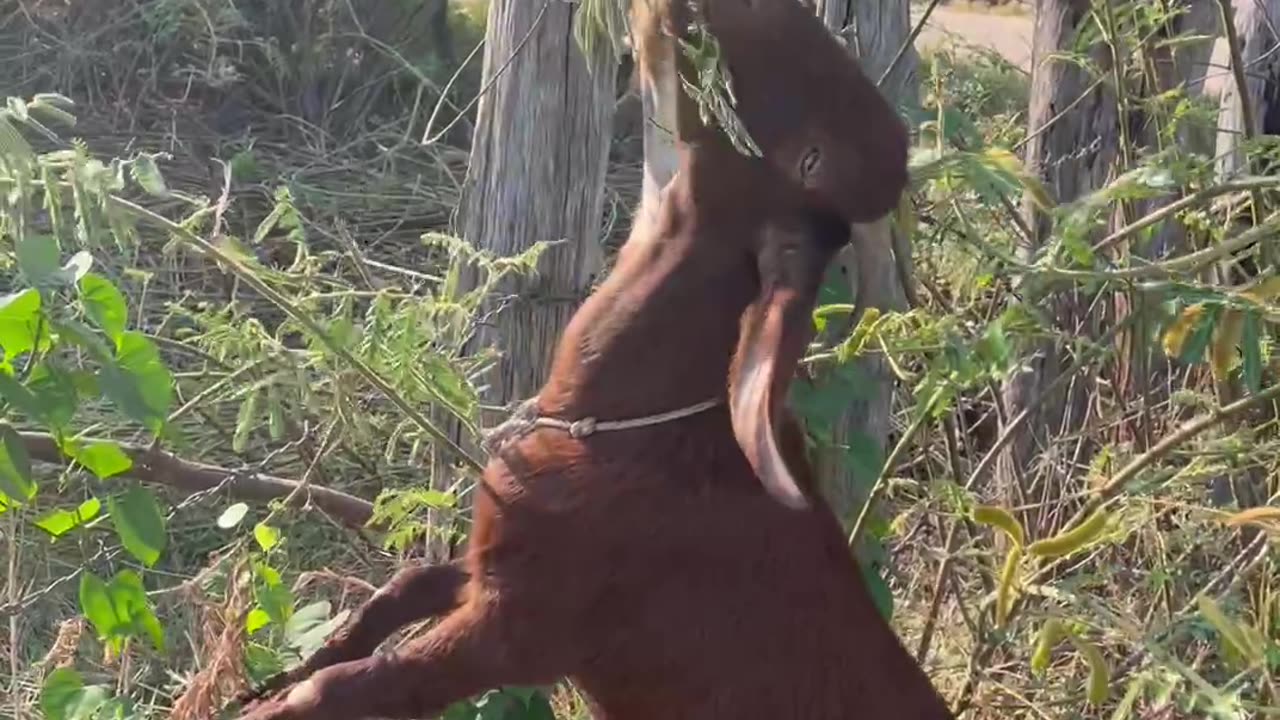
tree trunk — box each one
[427,0,616,560]
[995,0,1118,530]
[461,0,618,405]
[810,0,918,523]
[1215,0,1280,181]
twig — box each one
[18,431,376,527]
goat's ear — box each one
[729,234,831,510]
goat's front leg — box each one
[236,598,560,720]
[237,560,469,708]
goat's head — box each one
[619,0,910,509]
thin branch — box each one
[19,432,377,527]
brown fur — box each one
[231,1,949,718]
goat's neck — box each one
[538,146,764,423]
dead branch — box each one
[18,432,376,528]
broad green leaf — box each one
[79,572,121,645]
[41,667,84,720]
[217,502,249,529]
[79,273,128,342]
[108,569,164,651]
[130,155,167,196]
[254,522,281,551]
[245,608,273,634]
[844,432,885,490]
[107,485,166,567]
[0,288,45,360]
[40,668,109,720]
[100,332,172,432]
[253,562,293,625]
[284,600,332,643]
[0,423,35,502]
[35,498,101,538]
[26,362,79,430]
[17,235,61,285]
[0,492,9,514]
[70,441,133,480]
[0,371,47,420]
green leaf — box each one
[0,288,46,360]
[217,502,249,529]
[107,485,166,567]
[844,431,885,490]
[100,332,172,433]
[69,441,133,480]
[79,274,129,342]
[41,667,84,720]
[254,522,281,552]
[35,498,101,538]
[245,608,273,634]
[79,572,122,646]
[40,668,109,720]
[0,370,47,420]
[17,235,61,285]
[129,155,167,196]
[1241,311,1262,394]
[26,362,79,430]
[109,569,165,651]
[0,423,35,502]
[252,562,294,625]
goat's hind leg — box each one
[236,598,561,720]
[236,560,468,710]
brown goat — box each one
[232,1,952,718]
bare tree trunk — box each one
[461,0,617,404]
[995,0,1118,530]
[426,0,616,561]
[1215,0,1280,181]
[811,0,918,522]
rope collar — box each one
[482,396,722,454]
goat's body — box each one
[231,2,956,715]
[466,409,951,720]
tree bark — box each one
[460,0,617,406]
[427,0,616,560]
[1215,0,1280,181]
[995,0,1118,530]
[810,0,918,522]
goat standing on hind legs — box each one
[231,0,954,718]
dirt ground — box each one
[918,3,1229,97]
[916,4,1035,71]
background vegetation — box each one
[1,1,1278,719]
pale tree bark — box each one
[426,0,617,560]
[1215,0,1280,182]
[811,0,919,522]
[996,0,1118,530]
[461,0,618,405]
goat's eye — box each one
[799,148,821,179]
